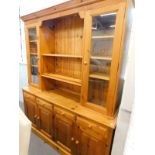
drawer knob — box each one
[84,61,87,65]
[88,124,92,128]
[75,140,79,145]
[61,112,65,116]
[71,137,74,141]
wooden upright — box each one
[21,0,133,154]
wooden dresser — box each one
[21,0,133,154]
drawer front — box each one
[54,107,75,121]
[76,117,108,140]
[23,92,35,102]
[36,98,53,110]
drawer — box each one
[23,92,35,102]
[36,98,53,110]
[54,107,75,121]
[76,117,108,139]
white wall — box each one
[111,16,134,155]
[20,0,70,16]
[19,63,28,103]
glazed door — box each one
[54,108,76,153]
[36,98,53,138]
[81,3,126,115]
[25,25,40,87]
[77,131,106,155]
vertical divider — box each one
[36,22,41,89]
[80,13,92,105]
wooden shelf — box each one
[42,54,82,58]
[31,65,38,67]
[92,35,114,39]
[91,56,112,61]
[41,73,82,86]
[30,53,38,55]
[89,73,110,81]
[29,40,37,43]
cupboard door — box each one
[81,3,126,115]
[54,107,75,153]
[77,130,106,155]
[37,98,53,138]
[76,118,108,155]
[24,93,37,127]
[25,25,40,87]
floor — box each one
[111,109,131,155]
[29,133,59,155]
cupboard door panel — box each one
[54,108,75,153]
[76,117,108,140]
[77,127,106,155]
[55,116,72,148]
[37,99,53,138]
[24,98,37,127]
[38,106,53,137]
[87,137,105,155]
[76,117,107,155]
[23,92,35,102]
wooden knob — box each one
[71,137,74,141]
[37,116,40,120]
[88,124,92,128]
[84,61,87,65]
[61,112,65,116]
[75,140,79,144]
[34,115,37,119]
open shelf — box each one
[89,73,110,81]
[90,56,112,61]
[52,88,79,101]
[92,35,114,39]
[41,73,82,86]
[42,54,82,58]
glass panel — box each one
[31,66,39,84]
[28,27,39,85]
[29,42,38,53]
[90,59,111,78]
[88,12,117,107]
[91,13,116,57]
[88,79,109,106]
[28,28,37,41]
[30,55,38,65]
[28,28,38,54]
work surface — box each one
[23,86,117,129]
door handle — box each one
[75,140,79,145]
[34,115,37,123]
[84,61,87,65]
[71,137,75,141]
[37,116,40,128]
